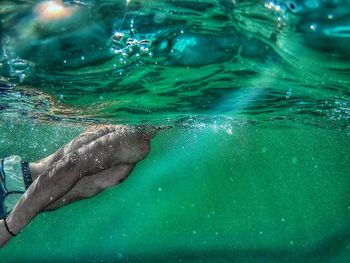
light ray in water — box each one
[115,63,280,237]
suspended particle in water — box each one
[309,23,317,32]
[286,89,292,99]
[327,14,334,20]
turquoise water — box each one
[0,0,350,262]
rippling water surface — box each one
[1,0,348,125]
[0,0,350,262]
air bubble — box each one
[10,59,28,71]
[309,23,317,31]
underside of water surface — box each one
[0,0,350,262]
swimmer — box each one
[0,124,157,247]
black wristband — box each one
[4,218,16,236]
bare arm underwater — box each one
[0,124,157,247]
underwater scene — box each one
[0,0,350,262]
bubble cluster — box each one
[110,31,153,66]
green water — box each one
[0,121,349,262]
[1,0,350,262]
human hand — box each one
[111,125,157,164]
